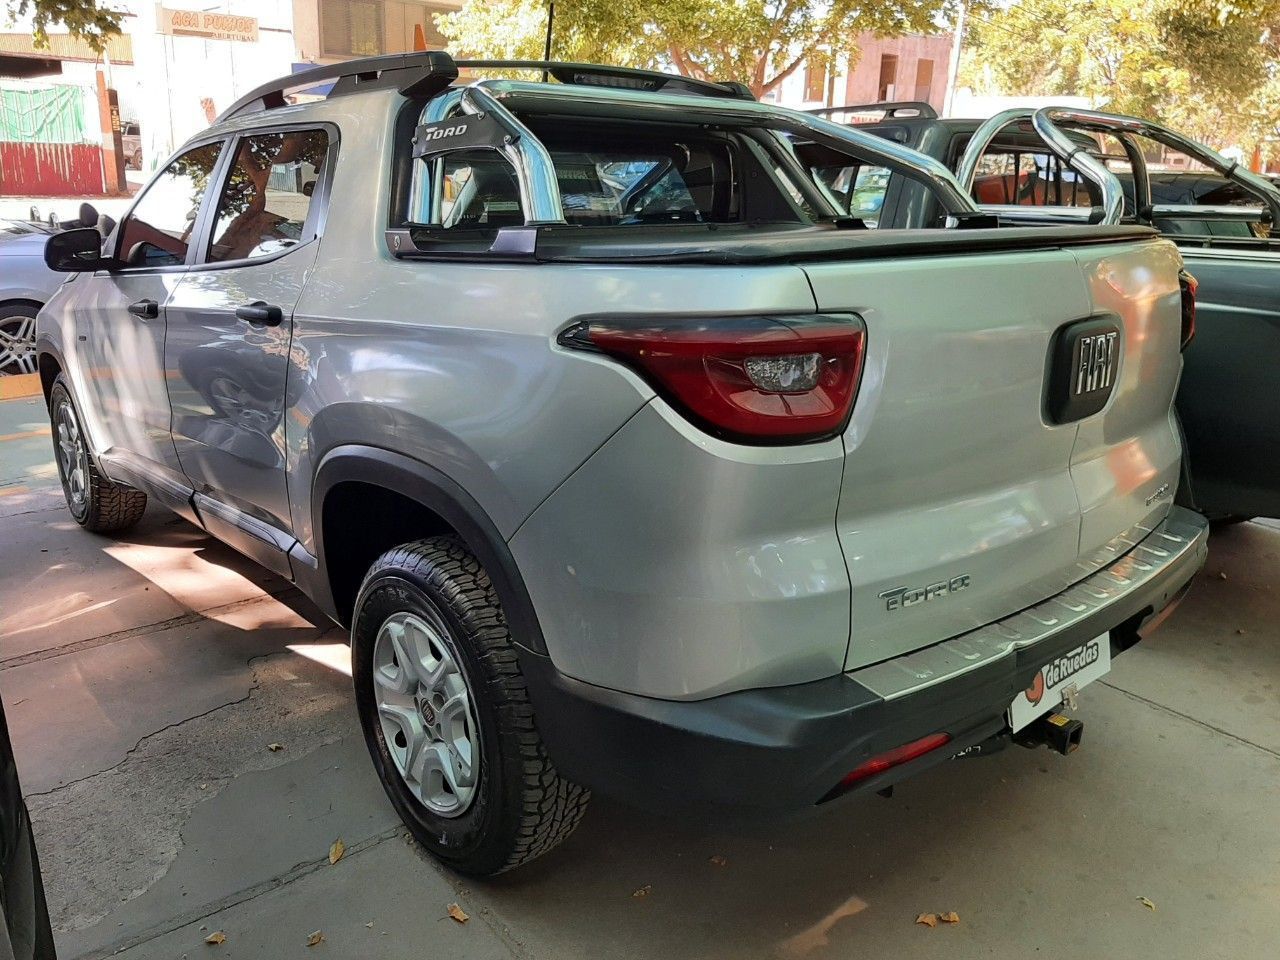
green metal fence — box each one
[0,85,87,143]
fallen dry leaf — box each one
[915,913,938,928]
[1138,896,1156,911]
[709,855,727,867]
[447,903,469,924]
[632,884,652,899]
[267,743,284,752]
[306,930,325,947]
[328,839,345,865]
[204,931,227,945]
[940,911,960,924]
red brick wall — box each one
[0,141,105,196]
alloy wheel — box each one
[372,610,480,817]
[0,314,36,375]
[54,395,88,511]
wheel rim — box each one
[54,395,88,511]
[372,610,480,817]
[0,314,37,375]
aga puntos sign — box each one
[156,6,259,43]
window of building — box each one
[877,54,898,101]
[206,130,330,263]
[321,0,452,56]
[321,0,382,57]
[116,141,223,267]
[914,59,934,103]
[804,60,827,103]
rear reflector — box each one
[830,732,952,795]
[559,314,867,444]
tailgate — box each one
[1067,241,1184,567]
[803,238,1181,671]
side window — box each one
[812,164,890,227]
[439,151,524,228]
[971,149,1097,208]
[207,129,330,263]
[116,141,223,267]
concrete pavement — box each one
[1,393,1278,959]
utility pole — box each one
[942,1,966,118]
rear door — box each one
[164,125,334,577]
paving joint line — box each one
[68,826,409,960]
[1100,679,1280,760]
[0,588,304,670]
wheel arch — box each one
[310,445,548,655]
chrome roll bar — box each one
[1031,107,1280,227]
[408,78,982,229]
[955,107,1126,225]
[411,82,565,227]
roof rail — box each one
[457,60,754,100]
[217,54,755,122]
[218,51,459,122]
[807,101,938,121]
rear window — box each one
[398,114,834,236]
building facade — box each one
[770,32,956,114]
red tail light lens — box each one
[1178,269,1197,350]
[827,732,952,798]
[559,314,867,443]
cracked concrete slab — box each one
[27,651,358,937]
[113,829,521,960]
[2,592,337,794]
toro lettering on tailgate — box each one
[878,575,970,612]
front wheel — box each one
[49,375,147,533]
[352,537,588,875]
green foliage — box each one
[436,0,960,97]
[8,0,125,54]
[961,0,1280,152]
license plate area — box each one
[1009,633,1111,732]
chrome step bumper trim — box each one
[849,506,1209,701]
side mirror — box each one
[44,227,114,273]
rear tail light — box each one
[821,732,952,802]
[558,314,867,443]
[1178,269,1197,350]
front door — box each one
[72,139,225,513]
[164,127,333,577]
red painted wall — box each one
[0,141,105,197]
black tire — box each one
[49,375,147,533]
[352,537,588,876]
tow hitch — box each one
[1015,712,1084,756]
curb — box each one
[0,373,41,400]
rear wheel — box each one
[352,537,588,875]
[49,375,147,533]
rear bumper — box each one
[520,506,1209,815]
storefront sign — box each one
[156,6,259,43]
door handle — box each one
[127,298,159,319]
[235,301,284,327]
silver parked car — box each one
[0,219,59,375]
[35,54,1208,876]
[1,205,114,375]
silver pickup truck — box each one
[36,55,1207,875]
